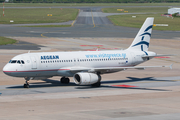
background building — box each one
[168,8,180,14]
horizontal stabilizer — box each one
[142,54,174,58]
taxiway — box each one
[0,6,180,120]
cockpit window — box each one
[11,60,17,63]
[9,60,25,64]
[17,60,21,64]
[21,60,25,64]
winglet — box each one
[163,64,173,69]
[169,64,173,69]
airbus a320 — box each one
[3,17,172,88]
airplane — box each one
[3,17,172,88]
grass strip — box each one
[1,3,180,7]
[0,36,17,45]
[102,7,168,13]
[0,8,78,24]
[22,25,71,27]
[107,14,180,31]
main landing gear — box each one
[91,74,101,87]
[60,77,70,84]
[91,82,101,87]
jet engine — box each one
[73,72,100,85]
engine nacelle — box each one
[73,72,100,85]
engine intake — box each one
[73,72,100,85]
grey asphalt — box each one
[0,6,179,39]
[104,113,180,120]
[1,24,179,39]
[0,41,44,50]
[1,21,74,26]
[0,6,180,120]
[0,76,180,96]
[1,5,179,9]
[0,6,179,96]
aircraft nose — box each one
[3,64,11,76]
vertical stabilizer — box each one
[127,17,154,51]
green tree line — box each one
[3,0,180,3]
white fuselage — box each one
[3,49,154,78]
[3,17,160,88]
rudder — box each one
[127,17,154,51]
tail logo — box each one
[132,25,153,51]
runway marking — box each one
[41,31,70,38]
[57,38,82,45]
[80,45,103,47]
[100,48,119,50]
[71,20,75,26]
[71,9,80,26]
[112,85,137,88]
[41,33,47,37]
[85,47,120,51]
[91,9,95,28]
[85,49,97,51]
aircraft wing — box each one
[65,64,173,73]
[91,64,173,72]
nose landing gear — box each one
[23,77,30,88]
[24,80,29,88]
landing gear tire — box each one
[60,77,70,84]
[24,84,29,88]
[24,79,30,88]
[91,74,101,87]
[91,82,101,87]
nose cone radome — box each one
[3,64,11,76]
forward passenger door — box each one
[30,56,37,69]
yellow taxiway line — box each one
[71,20,76,26]
[91,9,95,28]
[41,33,47,37]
